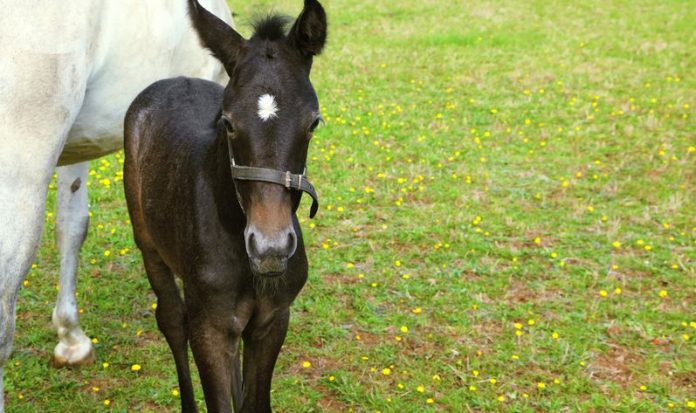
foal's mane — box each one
[250,14,293,41]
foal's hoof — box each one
[52,341,95,368]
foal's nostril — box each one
[286,231,297,257]
[245,231,257,256]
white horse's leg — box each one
[1,22,89,409]
[0,159,66,413]
[52,162,93,367]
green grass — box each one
[5,0,695,411]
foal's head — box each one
[188,0,327,277]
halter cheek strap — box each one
[227,136,319,218]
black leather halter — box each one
[226,135,319,218]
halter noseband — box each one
[226,134,319,218]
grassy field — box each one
[5,0,695,411]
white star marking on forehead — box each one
[257,94,278,121]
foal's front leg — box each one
[188,295,249,413]
[239,309,290,413]
[52,162,94,367]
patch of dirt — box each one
[587,343,644,388]
[672,370,696,389]
[321,272,361,286]
[316,392,352,412]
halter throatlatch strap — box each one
[227,137,319,218]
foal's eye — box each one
[308,117,322,137]
[221,115,235,136]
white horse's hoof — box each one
[52,335,95,368]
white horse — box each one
[0,0,233,409]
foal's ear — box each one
[188,0,245,74]
[288,0,327,57]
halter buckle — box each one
[284,171,292,189]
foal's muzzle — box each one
[245,224,297,277]
[226,134,317,277]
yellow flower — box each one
[612,241,621,248]
[489,378,497,384]
[171,389,179,397]
[599,290,608,297]
[497,395,505,402]
[382,368,391,376]
[659,290,668,298]
[614,287,622,295]
[131,364,141,372]
[469,385,477,391]
[400,326,409,333]
[537,382,546,389]
[302,361,311,368]
[412,307,422,314]
[552,332,559,340]
[328,376,335,382]
[416,385,425,393]
[426,398,434,404]
[104,400,111,406]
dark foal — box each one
[122,1,327,412]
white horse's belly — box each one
[58,0,230,165]
[59,135,122,166]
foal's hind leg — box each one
[141,250,197,413]
[52,162,94,367]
